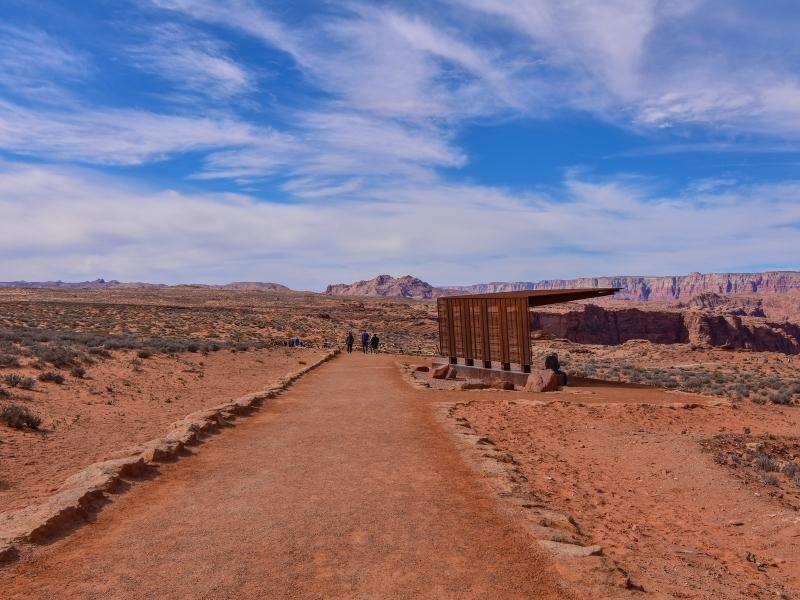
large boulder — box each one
[431,364,450,379]
[524,369,561,392]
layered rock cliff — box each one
[326,271,800,303]
[325,275,437,299]
[531,305,800,354]
[453,271,800,301]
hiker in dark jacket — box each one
[361,331,370,353]
[370,334,380,353]
[346,332,355,353]
[544,353,567,385]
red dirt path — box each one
[0,354,570,599]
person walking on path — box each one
[361,331,370,353]
[345,332,355,354]
[370,334,380,353]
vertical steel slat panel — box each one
[520,298,531,367]
[499,298,509,364]
[437,298,448,356]
[481,300,491,363]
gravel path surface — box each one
[0,353,569,599]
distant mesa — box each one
[0,279,291,292]
[325,274,439,299]
[326,271,800,302]
[214,282,291,292]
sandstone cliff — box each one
[325,275,437,299]
[453,271,800,301]
[531,305,800,354]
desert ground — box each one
[1,287,799,598]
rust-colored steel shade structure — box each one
[437,288,620,372]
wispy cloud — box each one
[0,100,258,165]
[127,23,253,100]
[0,23,90,103]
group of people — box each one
[345,330,380,353]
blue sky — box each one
[1,0,799,290]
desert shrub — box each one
[733,383,750,398]
[782,462,800,478]
[235,342,250,351]
[3,374,35,389]
[103,337,141,351]
[31,344,79,367]
[88,347,112,358]
[70,365,86,378]
[38,371,65,384]
[0,404,41,429]
[756,453,780,472]
[0,387,9,399]
[759,474,780,486]
[0,354,20,368]
[187,343,200,353]
[770,390,792,405]
[137,349,153,359]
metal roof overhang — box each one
[443,287,621,307]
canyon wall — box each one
[455,271,800,301]
[531,305,800,354]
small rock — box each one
[460,382,490,390]
[431,364,449,379]
[538,540,603,558]
[524,370,560,393]
[414,365,429,373]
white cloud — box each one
[0,100,259,165]
[1,162,798,288]
[0,24,90,103]
[198,110,465,185]
[127,24,253,99]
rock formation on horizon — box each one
[325,274,437,299]
[326,271,800,302]
[0,279,291,292]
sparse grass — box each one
[70,365,86,378]
[782,462,800,478]
[0,353,20,367]
[38,371,65,384]
[3,373,35,389]
[756,453,780,472]
[0,403,42,429]
[759,474,780,486]
[561,353,800,405]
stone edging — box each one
[437,400,645,597]
[0,349,339,564]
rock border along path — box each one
[0,353,573,599]
[0,349,339,564]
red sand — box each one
[0,347,324,511]
[452,387,800,597]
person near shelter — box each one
[361,331,370,353]
[544,353,567,385]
